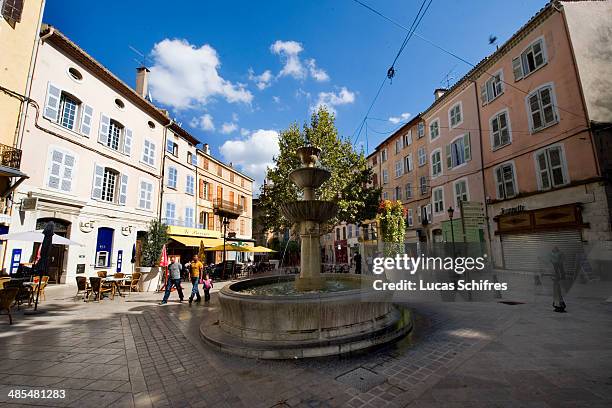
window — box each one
[491,111,511,149]
[417,122,425,138]
[481,71,504,104]
[142,140,156,166]
[336,228,340,241]
[527,85,558,132]
[417,206,421,223]
[513,38,546,80]
[419,176,428,195]
[381,149,388,162]
[342,227,346,240]
[166,139,178,156]
[114,98,125,109]
[92,165,127,204]
[403,130,412,147]
[167,166,177,189]
[395,139,402,153]
[454,179,468,208]
[217,165,223,177]
[407,209,413,227]
[58,93,80,130]
[372,155,378,166]
[394,186,402,201]
[186,174,195,195]
[394,160,403,178]
[348,225,353,239]
[107,120,122,151]
[535,145,568,190]
[431,150,442,177]
[47,148,76,193]
[139,180,154,210]
[405,183,412,199]
[101,168,119,203]
[449,102,462,128]
[165,202,176,223]
[429,119,440,140]
[404,154,413,173]
[447,134,471,169]
[418,147,426,166]
[187,152,193,165]
[383,191,389,200]
[97,116,132,155]
[433,187,444,214]
[382,169,389,184]
[495,162,517,199]
[185,208,195,228]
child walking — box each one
[203,273,213,304]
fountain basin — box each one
[288,167,331,190]
[200,274,412,359]
[279,200,338,224]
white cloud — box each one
[248,68,273,90]
[271,40,306,79]
[312,87,356,115]
[272,96,281,104]
[388,112,411,124]
[221,122,238,134]
[220,129,280,190]
[190,113,215,131]
[240,128,250,136]
[148,38,253,110]
[306,59,329,82]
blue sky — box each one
[44,0,546,188]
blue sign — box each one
[10,248,22,275]
[117,250,123,273]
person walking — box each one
[160,256,184,305]
[549,246,567,312]
[354,252,362,275]
[202,273,213,304]
[188,255,204,304]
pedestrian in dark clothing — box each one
[160,257,184,305]
[354,253,362,274]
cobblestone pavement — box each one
[0,277,611,407]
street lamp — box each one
[447,206,456,258]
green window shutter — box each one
[445,144,452,169]
[463,133,471,162]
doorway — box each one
[34,218,71,284]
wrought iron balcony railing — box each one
[213,198,243,219]
[0,143,22,169]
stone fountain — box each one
[200,146,411,359]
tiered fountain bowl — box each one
[200,146,411,359]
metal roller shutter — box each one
[501,230,583,275]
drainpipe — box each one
[471,80,494,260]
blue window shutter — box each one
[44,83,61,121]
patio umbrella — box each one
[250,246,277,253]
[198,240,206,260]
[0,230,83,246]
[204,243,253,252]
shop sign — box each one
[167,225,221,238]
[121,226,133,236]
[21,197,38,211]
[79,220,95,233]
[496,203,586,234]
[460,201,485,229]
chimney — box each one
[434,88,447,100]
[203,143,210,155]
[136,66,150,98]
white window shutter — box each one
[119,174,128,205]
[44,83,61,122]
[480,84,488,106]
[98,114,110,145]
[147,183,153,210]
[139,182,146,209]
[512,57,523,81]
[61,154,75,192]
[463,133,471,161]
[92,164,104,199]
[123,128,133,156]
[80,104,94,136]
[445,144,452,169]
[48,150,64,189]
[149,142,156,165]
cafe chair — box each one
[88,277,113,302]
[96,271,108,278]
[0,287,19,324]
[120,272,141,294]
[75,276,88,301]
[0,277,10,289]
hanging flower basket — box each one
[377,200,406,256]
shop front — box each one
[166,225,223,266]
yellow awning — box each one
[170,236,224,247]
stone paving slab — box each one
[0,280,611,407]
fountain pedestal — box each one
[295,220,325,291]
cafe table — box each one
[102,277,129,298]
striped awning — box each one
[169,236,224,248]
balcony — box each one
[0,144,22,170]
[213,198,243,219]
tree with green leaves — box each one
[257,106,381,233]
[141,219,169,267]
